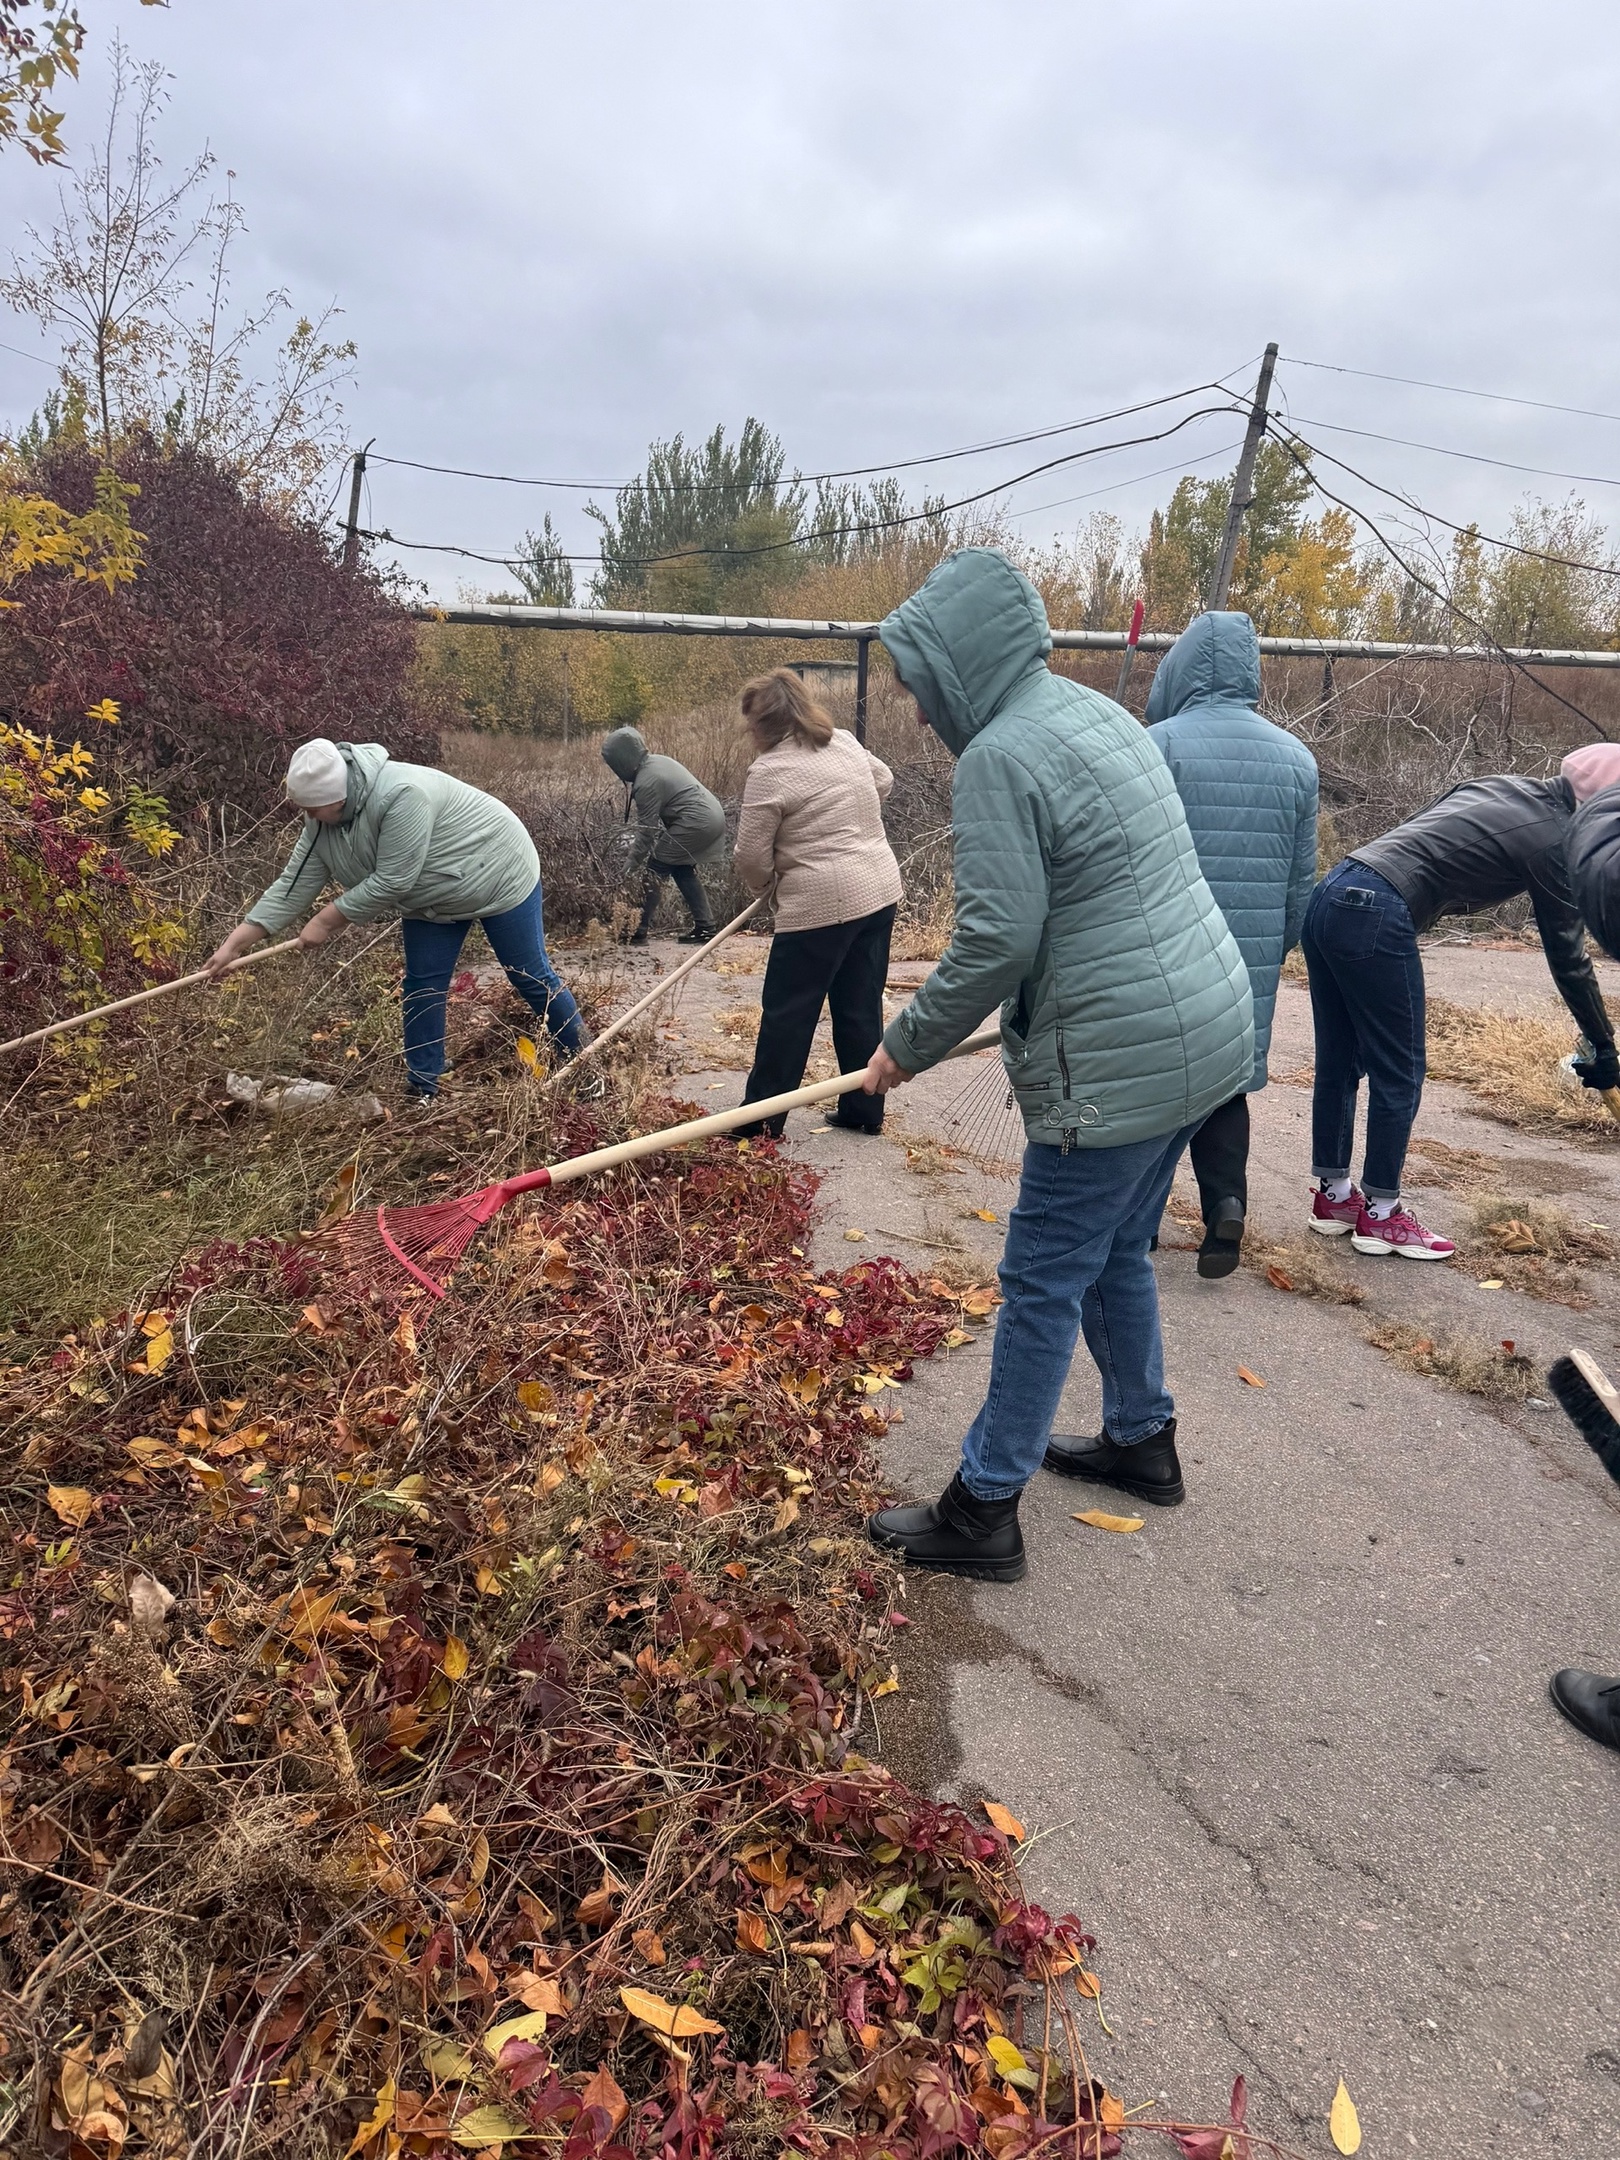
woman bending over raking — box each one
[205,738,596,1104]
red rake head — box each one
[330,1177,532,1299]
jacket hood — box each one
[601,726,648,781]
[338,742,390,822]
[879,548,1052,757]
[1144,611,1261,724]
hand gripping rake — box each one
[336,1028,1001,1298]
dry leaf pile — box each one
[0,1112,1142,2160]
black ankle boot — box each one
[1042,1419,1184,1505]
[867,1471,1026,1582]
[1549,1668,1620,1752]
[1197,1197,1245,1280]
[677,925,715,945]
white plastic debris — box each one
[226,1071,384,1121]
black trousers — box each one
[1188,1091,1249,1224]
[639,859,714,934]
[739,904,896,1137]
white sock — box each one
[1321,1177,1354,1204]
[1367,1195,1400,1221]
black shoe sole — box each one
[866,1523,1028,1582]
[1196,1243,1241,1279]
[1041,1452,1185,1505]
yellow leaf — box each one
[844,1227,867,1242]
[1478,1278,1504,1290]
[1236,1365,1265,1388]
[483,2008,552,2058]
[982,1800,1025,1841]
[142,1325,174,1374]
[442,1633,470,1681]
[848,1918,878,1958]
[632,1927,666,1965]
[127,1436,185,1468]
[619,1985,724,2039]
[1330,2078,1361,2155]
[516,1035,540,1072]
[1072,1509,1145,1534]
[517,1378,555,1414]
[346,2076,396,2154]
[986,2035,1027,2077]
[422,2036,474,2082]
[736,1911,769,1952]
[475,1564,504,1596]
[450,2102,536,2146]
[46,1484,93,1529]
[975,1208,998,1222]
[869,1665,899,1698]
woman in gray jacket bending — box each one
[731,670,903,1136]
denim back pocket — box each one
[1326,882,1383,960]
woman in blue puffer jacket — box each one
[1145,611,1319,1275]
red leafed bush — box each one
[0,442,446,813]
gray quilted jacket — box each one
[1145,612,1319,1090]
[600,727,726,870]
[879,549,1253,1148]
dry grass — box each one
[1449,1192,1615,1306]
[1365,1318,1538,1402]
[1404,1135,1585,1197]
[1424,997,1620,1137]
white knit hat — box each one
[286,738,347,809]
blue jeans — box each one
[1301,860,1425,1201]
[400,880,585,1090]
[959,1124,1196,1500]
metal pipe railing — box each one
[412,601,1620,672]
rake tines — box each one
[331,1176,541,1299]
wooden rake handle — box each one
[500,1027,1003,1199]
[0,936,304,1057]
[544,896,765,1088]
[1603,1087,1620,1126]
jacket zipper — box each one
[1056,1017,1076,1153]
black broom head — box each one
[1545,1349,1620,1487]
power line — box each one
[358,400,1245,571]
[1263,419,1608,739]
[1273,423,1620,579]
[1005,438,1244,522]
[1282,411,1620,493]
[362,376,1245,496]
[1281,354,1620,430]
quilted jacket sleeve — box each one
[884,741,1047,1072]
[1285,764,1320,952]
[246,825,330,933]
[863,745,895,805]
[732,768,782,898]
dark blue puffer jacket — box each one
[1145,612,1319,1091]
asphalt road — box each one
[616,932,1620,2157]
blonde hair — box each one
[740,668,835,751]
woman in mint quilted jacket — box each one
[860,549,1253,1581]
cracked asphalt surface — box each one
[604,929,1620,2156]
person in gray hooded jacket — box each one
[600,726,727,943]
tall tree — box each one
[3,44,353,510]
[512,512,576,606]
[586,419,804,608]
[0,0,165,164]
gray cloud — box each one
[4,0,1619,598]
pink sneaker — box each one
[1350,1204,1455,1260]
[1308,1185,1364,1236]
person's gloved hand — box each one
[1574,1042,1620,1091]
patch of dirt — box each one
[1405,1137,1587,1196]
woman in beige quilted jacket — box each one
[732,669,904,1136]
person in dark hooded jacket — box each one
[1303,753,1617,1260]
[600,726,726,943]
[1145,612,1319,1276]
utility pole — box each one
[1206,343,1278,613]
[341,439,374,571]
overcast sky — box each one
[4,0,1619,604]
